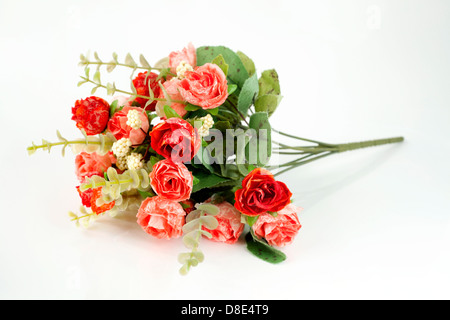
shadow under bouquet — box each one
[28,43,403,275]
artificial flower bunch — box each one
[28,44,403,274]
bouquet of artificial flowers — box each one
[28,43,403,274]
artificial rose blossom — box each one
[202,201,245,244]
[169,42,197,74]
[234,168,292,217]
[71,96,110,135]
[107,106,149,145]
[75,151,116,183]
[131,71,162,110]
[155,78,188,118]
[149,159,193,201]
[76,186,115,215]
[252,204,302,247]
[178,63,228,110]
[136,196,186,239]
[150,117,200,163]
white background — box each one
[1,0,449,299]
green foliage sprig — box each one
[27,130,114,156]
[80,167,151,205]
[178,203,220,275]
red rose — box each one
[149,159,193,201]
[107,106,150,145]
[132,71,162,110]
[178,63,228,110]
[71,96,110,135]
[76,186,115,215]
[234,168,292,216]
[149,118,200,163]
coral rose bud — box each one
[252,204,302,247]
[202,201,245,244]
[149,117,200,163]
[75,151,116,183]
[131,71,162,110]
[234,168,292,216]
[178,63,228,110]
[155,78,187,118]
[150,159,193,202]
[71,96,110,135]
[169,43,197,74]
[136,196,186,239]
[107,106,150,145]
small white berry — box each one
[112,138,132,158]
[126,153,144,170]
[126,110,142,130]
[198,114,214,137]
[176,60,194,79]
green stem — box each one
[27,139,101,152]
[80,77,185,104]
[333,137,404,152]
[272,136,404,177]
[272,128,336,147]
[82,61,165,72]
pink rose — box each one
[202,201,245,244]
[169,43,197,74]
[155,79,187,118]
[107,106,149,145]
[75,151,116,183]
[149,159,193,201]
[136,196,186,239]
[252,204,302,247]
[178,63,228,110]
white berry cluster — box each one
[112,138,132,170]
[126,109,142,130]
[126,153,144,170]
[198,114,214,137]
[176,60,194,79]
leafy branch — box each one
[80,167,151,205]
[178,203,219,275]
[27,130,114,156]
[79,52,166,73]
[77,67,184,105]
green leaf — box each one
[163,105,181,119]
[214,120,231,132]
[139,54,151,68]
[246,215,259,227]
[211,54,229,76]
[196,46,249,88]
[191,170,230,193]
[227,84,238,95]
[236,51,256,76]
[150,156,160,168]
[138,189,155,199]
[207,107,219,116]
[192,175,200,185]
[237,73,259,116]
[247,112,272,166]
[245,231,286,264]
[254,94,283,116]
[93,71,101,84]
[109,100,118,117]
[258,69,281,97]
[196,203,220,216]
[185,104,200,112]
